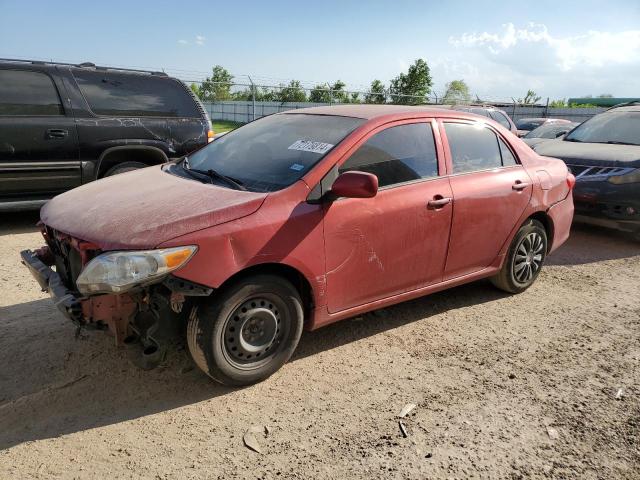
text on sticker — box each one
[288,140,334,154]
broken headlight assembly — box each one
[608,168,640,185]
[76,246,197,296]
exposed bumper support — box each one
[20,249,137,344]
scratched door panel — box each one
[323,178,453,313]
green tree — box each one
[442,80,471,104]
[309,84,331,103]
[364,79,386,104]
[195,65,234,102]
[389,59,433,105]
[330,80,347,103]
[517,89,542,105]
[274,80,307,103]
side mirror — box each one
[330,171,378,199]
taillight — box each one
[566,173,576,190]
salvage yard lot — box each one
[0,212,638,479]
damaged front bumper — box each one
[20,248,137,343]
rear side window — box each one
[339,123,439,188]
[490,111,512,130]
[73,70,199,117]
[0,70,63,116]
[445,123,506,174]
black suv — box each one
[0,58,213,211]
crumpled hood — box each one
[532,139,640,168]
[41,165,267,250]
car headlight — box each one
[76,246,197,295]
[608,169,640,185]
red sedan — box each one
[22,105,575,385]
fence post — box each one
[544,97,549,118]
[248,76,256,122]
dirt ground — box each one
[0,211,638,479]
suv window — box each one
[0,70,63,116]
[73,70,200,117]
[445,123,507,173]
[490,110,512,129]
[339,123,438,188]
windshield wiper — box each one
[564,137,582,142]
[181,157,246,191]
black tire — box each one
[104,161,148,177]
[490,219,548,294]
[187,275,304,386]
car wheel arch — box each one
[96,146,169,179]
[215,263,315,327]
[527,211,554,253]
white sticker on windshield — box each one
[288,140,334,154]
[290,163,305,171]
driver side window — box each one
[339,122,438,188]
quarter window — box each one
[73,70,199,117]
[498,138,517,166]
[0,70,63,116]
[339,123,439,188]
[444,123,506,174]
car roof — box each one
[283,104,488,120]
[607,104,640,113]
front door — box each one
[0,68,80,200]
[322,120,453,313]
[441,121,533,279]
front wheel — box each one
[490,219,548,293]
[187,275,304,386]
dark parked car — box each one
[531,103,640,237]
[515,118,573,137]
[0,58,213,211]
[22,105,574,386]
[523,122,579,148]
[449,105,518,135]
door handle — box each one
[427,195,452,209]
[512,180,530,191]
[46,129,68,139]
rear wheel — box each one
[490,219,547,293]
[187,275,304,386]
[104,161,147,177]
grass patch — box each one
[211,120,244,133]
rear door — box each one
[322,120,453,313]
[441,120,532,279]
[0,68,80,200]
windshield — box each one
[186,114,364,192]
[525,123,574,139]
[564,111,640,145]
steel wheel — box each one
[222,295,288,370]
[513,232,544,284]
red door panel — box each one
[444,166,532,279]
[323,178,453,313]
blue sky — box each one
[1,0,639,100]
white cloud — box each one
[177,39,188,45]
[450,23,640,72]
[195,35,206,46]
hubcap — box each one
[513,232,544,284]
[223,297,283,365]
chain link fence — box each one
[188,80,606,125]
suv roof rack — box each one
[0,58,168,76]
